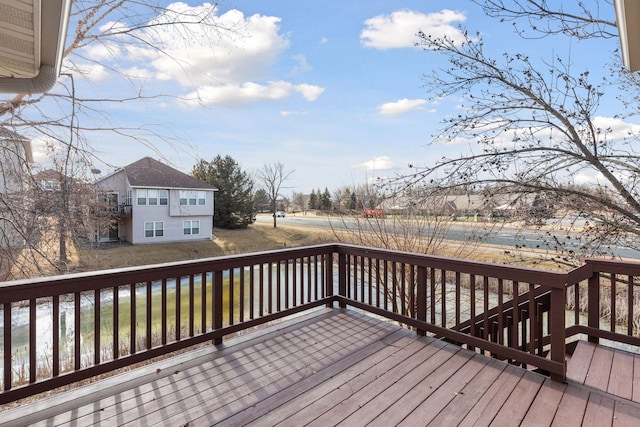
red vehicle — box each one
[363,209,387,218]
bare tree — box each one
[330,185,486,316]
[256,162,294,228]
[0,1,234,278]
[291,191,308,214]
[389,4,640,263]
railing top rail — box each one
[583,258,640,276]
[335,243,568,288]
[6,243,640,303]
[0,244,337,302]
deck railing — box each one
[2,243,640,404]
[566,259,640,349]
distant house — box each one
[34,168,65,192]
[0,128,33,249]
[94,157,216,244]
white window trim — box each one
[138,189,169,206]
[179,190,206,206]
[183,220,200,235]
[144,221,164,238]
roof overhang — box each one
[614,0,640,72]
[0,0,72,94]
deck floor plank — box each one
[308,340,460,426]
[3,308,640,427]
[131,313,399,427]
[457,363,525,427]
[609,349,635,400]
[521,377,567,426]
[584,345,615,390]
[488,370,546,425]
[567,340,596,384]
[550,383,590,427]
[633,353,640,403]
[613,399,640,427]
[365,349,474,427]
[217,330,420,426]
[582,393,615,427]
[243,335,441,427]
[396,353,492,426]
[427,357,508,426]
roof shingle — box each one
[123,157,215,190]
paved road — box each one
[256,213,640,260]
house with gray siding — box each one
[95,157,216,244]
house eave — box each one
[614,0,640,71]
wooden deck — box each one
[2,308,640,426]
[567,340,640,403]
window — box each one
[101,192,118,207]
[159,189,168,205]
[183,220,200,235]
[144,221,164,238]
[179,190,206,206]
[138,189,168,206]
[137,189,147,205]
[125,190,132,205]
[42,180,60,191]
[148,189,158,205]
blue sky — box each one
[31,1,627,194]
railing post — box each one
[550,287,566,382]
[325,252,334,307]
[587,269,600,344]
[338,252,347,308]
[416,266,427,336]
[213,269,223,345]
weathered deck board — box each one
[568,340,640,405]
[584,344,615,390]
[550,384,590,427]
[3,308,640,427]
[566,340,595,383]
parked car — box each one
[275,211,285,217]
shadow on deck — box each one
[3,309,640,427]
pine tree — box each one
[192,155,255,229]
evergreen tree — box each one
[320,187,332,210]
[349,191,357,210]
[254,189,270,212]
[192,155,255,229]
[308,190,317,210]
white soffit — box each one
[0,0,71,93]
[0,0,39,78]
[614,0,640,72]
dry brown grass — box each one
[75,222,334,271]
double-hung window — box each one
[183,220,200,235]
[144,221,164,238]
[138,189,168,206]
[179,190,206,206]
[137,189,147,205]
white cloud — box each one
[63,62,109,82]
[361,9,467,50]
[378,98,427,115]
[574,171,605,185]
[294,83,325,101]
[138,6,289,87]
[291,54,312,74]
[77,4,324,106]
[589,116,640,140]
[180,81,324,107]
[357,156,395,171]
[280,111,309,117]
